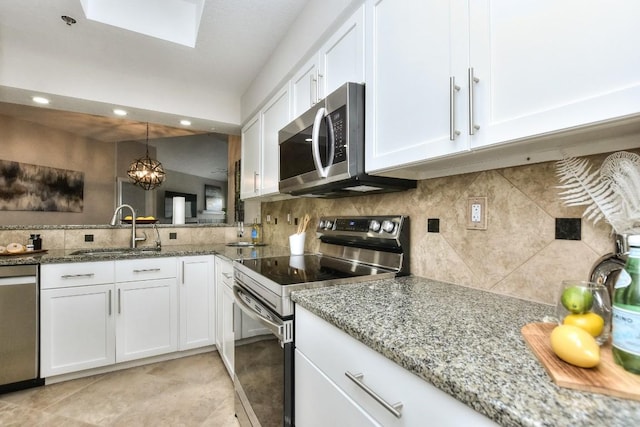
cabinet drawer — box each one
[115,257,177,282]
[216,256,234,288]
[41,261,115,289]
[295,306,497,427]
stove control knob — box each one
[324,220,333,230]
[318,220,326,229]
[381,220,396,234]
[369,220,381,232]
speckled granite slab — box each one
[291,277,640,427]
[0,244,292,266]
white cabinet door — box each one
[364,0,470,174]
[295,350,381,427]
[179,256,215,351]
[41,284,115,377]
[240,113,261,199]
[291,56,320,117]
[115,278,178,362]
[220,282,236,377]
[215,255,235,377]
[469,0,640,150]
[318,4,365,98]
[260,84,291,196]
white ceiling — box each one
[0,0,310,180]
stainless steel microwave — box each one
[278,82,416,198]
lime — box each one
[561,286,593,314]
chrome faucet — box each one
[109,204,146,248]
[152,222,162,250]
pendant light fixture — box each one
[127,123,166,190]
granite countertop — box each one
[0,244,291,266]
[291,276,640,427]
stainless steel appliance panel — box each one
[233,285,293,427]
[0,264,42,392]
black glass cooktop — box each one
[237,254,388,286]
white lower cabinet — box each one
[41,282,116,377]
[215,255,236,378]
[41,256,217,378]
[295,306,498,427]
[296,350,381,427]
[115,277,178,362]
[178,255,215,350]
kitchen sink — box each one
[70,248,161,256]
[225,242,268,247]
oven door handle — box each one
[233,286,293,344]
[311,107,334,179]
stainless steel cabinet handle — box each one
[468,67,480,135]
[253,172,258,193]
[232,302,235,333]
[317,72,323,102]
[449,76,461,141]
[132,268,161,273]
[310,74,317,105]
[345,371,403,418]
[118,288,121,314]
[61,273,95,279]
[108,289,112,316]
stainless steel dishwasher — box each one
[0,264,44,393]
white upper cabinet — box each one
[261,85,292,196]
[365,0,640,178]
[469,0,640,150]
[240,112,262,199]
[241,84,291,200]
[291,56,320,118]
[365,0,471,174]
[291,4,366,118]
[318,4,365,99]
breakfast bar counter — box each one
[291,276,640,427]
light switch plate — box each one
[467,197,487,230]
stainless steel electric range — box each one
[232,215,410,427]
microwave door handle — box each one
[312,107,329,178]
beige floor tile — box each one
[0,352,235,427]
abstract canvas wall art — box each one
[0,159,84,212]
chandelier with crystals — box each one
[127,123,166,190]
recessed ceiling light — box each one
[180,120,191,126]
[32,96,50,105]
[113,109,128,116]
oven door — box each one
[233,284,294,427]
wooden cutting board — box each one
[521,322,640,401]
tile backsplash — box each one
[261,150,634,305]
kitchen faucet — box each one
[152,223,162,250]
[109,204,146,248]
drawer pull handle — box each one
[61,273,95,279]
[345,371,403,418]
[132,268,161,273]
[222,272,233,279]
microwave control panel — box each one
[330,106,347,162]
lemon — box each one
[562,312,604,337]
[550,325,600,368]
[561,286,593,314]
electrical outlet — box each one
[466,197,487,230]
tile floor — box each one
[0,352,238,426]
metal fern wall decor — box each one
[556,151,640,234]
